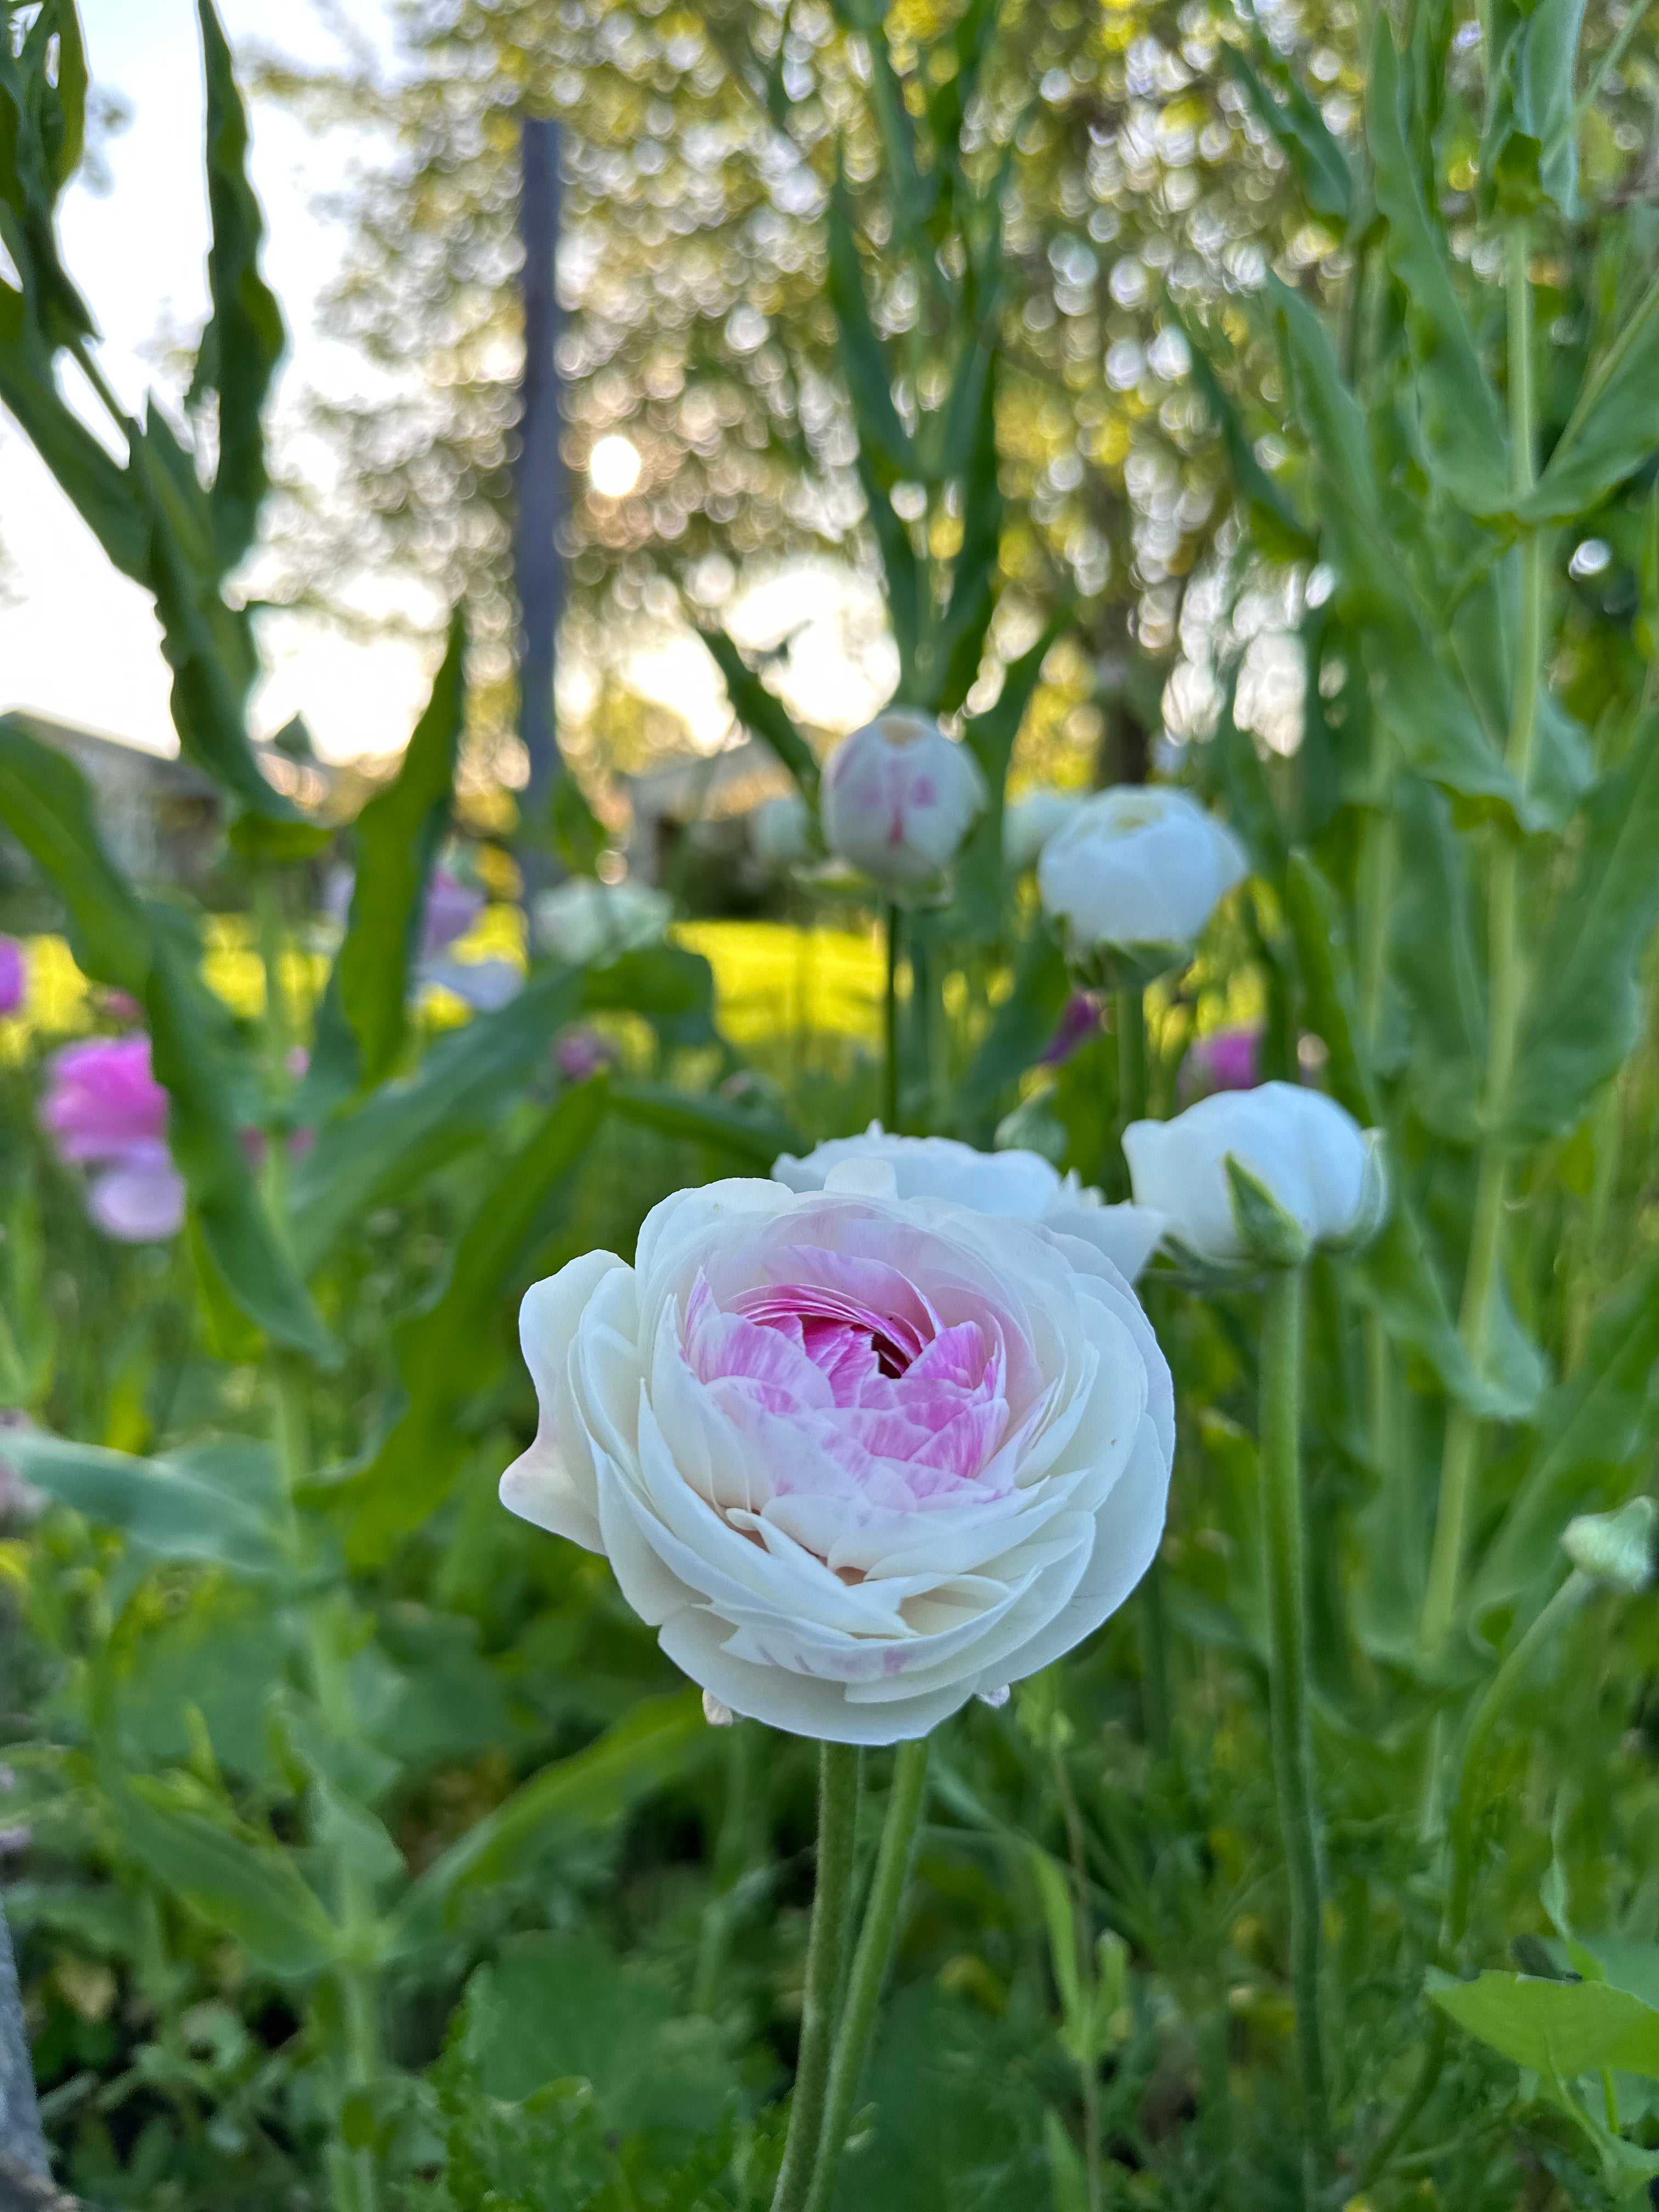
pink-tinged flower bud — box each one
[821,708,986,893]
[84,1146,187,1244]
[0,938,24,1019]
[1180,1024,1262,1101]
[554,1025,617,1082]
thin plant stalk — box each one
[883,905,902,1132]
[800,1739,929,2212]
[1051,1743,1104,2212]
[1259,1263,1330,2199]
[771,1742,861,2212]
[693,1720,755,2016]
[1118,989,1168,1757]
[1421,220,1544,1654]
[1114,979,1147,1145]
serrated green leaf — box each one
[1223,49,1352,226]
[698,625,820,800]
[193,0,284,573]
[1506,719,1659,1143]
[1368,20,1510,515]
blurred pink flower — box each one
[421,868,484,958]
[554,1025,617,1082]
[41,1037,184,1242]
[0,936,23,1018]
[1041,993,1100,1066]
[102,989,143,1024]
[1181,1025,1262,1102]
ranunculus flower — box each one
[1180,1024,1262,1101]
[772,1126,1165,1283]
[820,708,985,893]
[0,936,24,1018]
[1038,786,1248,978]
[1124,1082,1384,1267]
[501,1165,1175,1742]
[1003,788,1081,874]
[533,877,672,966]
[40,1037,185,1243]
[750,793,812,871]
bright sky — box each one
[0,0,437,763]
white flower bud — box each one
[820,708,986,892]
[532,877,672,966]
[1003,788,1082,873]
[750,792,813,871]
[1124,1083,1385,1268]
[1037,786,1248,978]
[1562,1498,1659,1595]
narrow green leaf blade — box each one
[698,626,820,800]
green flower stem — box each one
[1259,1263,1330,2199]
[883,905,902,1133]
[771,1741,861,2212]
[801,1738,929,2212]
[693,1720,755,2017]
[1114,981,1147,1147]
[1421,219,1544,1655]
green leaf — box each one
[932,336,1002,715]
[5,1432,286,1577]
[459,1932,736,2140]
[0,712,150,992]
[607,1077,799,1167]
[337,1079,609,1565]
[1480,0,1586,218]
[1272,284,1522,821]
[1368,20,1510,515]
[1448,558,1592,832]
[1430,1969,1659,2083]
[1215,693,1291,891]
[698,625,820,800]
[949,612,1070,932]
[0,291,150,578]
[955,927,1073,1137]
[1223,49,1352,226]
[118,1779,340,1979]
[1469,1255,1659,1618]
[191,0,284,572]
[826,182,917,490]
[309,612,467,1102]
[1389,776,1485,1143]
[1523,278,1659,523]
[389,1692,707,1950]
[1283,854,1373,1117]
[1505,720,1659,1143]
[827,1986,1051,2212]
[1182,320,1317,565]
[289,964,583,1271]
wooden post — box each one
[516,112,566,873]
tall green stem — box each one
[801,1740,929,2212]
[771,1742,861,2212]
[693,1721,755,2016]
[883,906,902,1133]
[1421,220,1543,1654]
[1260,1265,1329,2199]
[1114,980,1147,1149]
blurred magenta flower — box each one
[41,1036,185,1243]
[0,937,23,1018]
[554,1025,617,1082]
[1181,1024,1262,1101]
[1041,992,1101,1065]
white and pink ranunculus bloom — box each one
[820,709,986,893]
[772,1126,1166,1284]
[501,1165,1173,1742]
